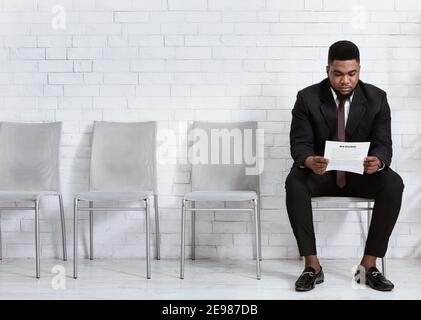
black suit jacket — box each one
[289,78,392,168]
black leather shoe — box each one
[355,266,394,292]
[295,266,324,292]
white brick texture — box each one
[0,0,420,260]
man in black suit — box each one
[286,40,404,292]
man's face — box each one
[326,59,360,96]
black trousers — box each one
[285,166,404,258]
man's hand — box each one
[304,156,329,175]
[364,156,382,174]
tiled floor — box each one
[0,258,420,300]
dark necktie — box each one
[336,96,346,188]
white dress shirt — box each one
[330,87,353,126]
[330,87,385,171]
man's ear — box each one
[326,65,330,75]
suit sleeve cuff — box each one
[377,160,386,171]
[296,153,314,169]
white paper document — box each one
[324,141,371,174]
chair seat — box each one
[184,190,257,202]
[311,196,374,203]
[0,190,58,201]
[75,191,153,202]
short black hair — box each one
[328,40,360,64]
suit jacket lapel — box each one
[319,79,337,137]
[345,83,367,139]
[319,79,368,140]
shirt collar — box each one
[330,87,355,104]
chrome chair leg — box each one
[253,198,261,280]
[154,194,160,260]
[89,201,94,260]
[191,201,196,261]
[145,198,151,279]
[382,257,386,275]
[73,199,79,279]
[257,197,262,261]
[35,200,40,279]
[58,194,67,261]
[180,199,186,279]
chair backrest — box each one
[190,121,259,192]
[89,121,156,192]
[0,122,61,192]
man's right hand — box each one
[304,156,329,175]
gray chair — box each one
[73,121,160,280]
[180,121,262,280]
[0,122,67,278]
[311,196,386,276]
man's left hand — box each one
[364,156,382,174]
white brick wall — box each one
[0,0,420,260]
